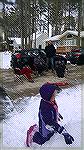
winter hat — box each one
[39,83,61,101]
[16,53,21,59]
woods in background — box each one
[0,0,83,49]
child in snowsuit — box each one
[26,83,74,146]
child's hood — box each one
[39,83,61,101]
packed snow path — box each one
[1,84,82,148]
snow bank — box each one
[2,84,82,148]
[0,52,11,69]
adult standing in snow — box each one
[26,83,74,146]
[44,40,56,72]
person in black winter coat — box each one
[34,55,47,75]
[31,84,74,146]
[45,40,56,71]
[54,55,67,78]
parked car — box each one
[66,48,84,64]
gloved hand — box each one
[59,113,63,120]
[58,113,63,121]
[62,132,74,145]
[52,123,74,145]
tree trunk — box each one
[28,0,31,49]
[34,0,37,48]
[2,1,6,41]
[47,3,50,37]
[68,1,71,30]
[24,2,28,49]
[81,0,84,48]
[77,2,81,48]
[20,0,24,48]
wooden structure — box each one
[45,30,84,54]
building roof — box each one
[61,30,78,38]
[44,35,61,42]
[45,30,84,42]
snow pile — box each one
[2,84,82,148]
[0,51,11,69]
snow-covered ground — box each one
[0,51,83,148]
[1,84,82,148]
[0,52,11,69]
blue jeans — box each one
[47,57,55,70]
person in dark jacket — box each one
[27,83,74,146]
[12,53,34,82]
[54,55,67,78]
[45,40,56,72]
[34,54,47,75]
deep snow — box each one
[2,84,81,148]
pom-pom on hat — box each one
[39,83,61,101]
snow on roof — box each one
[44,30,84,42]
[61,30,84,38]
[8,37,21,45]
[44,35,61,41]
[61,30,78,38]
[8,30,84,45]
